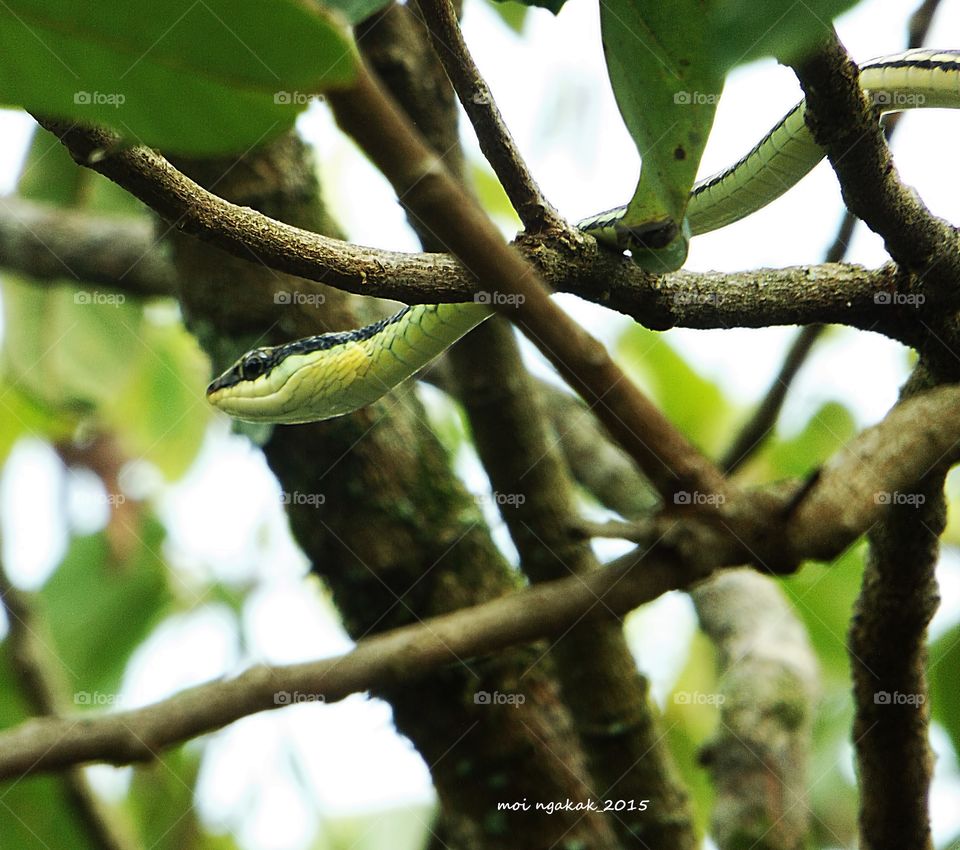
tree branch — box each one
[847,363,944,850]
[450,318,696,849]
[0,190,921,341]
[792,33,960,306]
[416,0,565,233]
[695,570,819,850]
[2,377,958,778]
[849,473,941,850]
[0,196,173,297]
[0,546,718,781]
[720,0,946,479]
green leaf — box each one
[0,0,356,155]
[130,748,245,850]
[0,655,101,848]
[471,161,521,228]
[487,0,530,33]
[710,0,861,67]
[2,276,145,412]
[40,516,172,698]
[662,629,718,838]
[599,0,722,254]
[0,377,76,466]
[929,621,960,761]
[598,0,860,270]
[327,804,436,850]
[322,0,393,24]
[506,0,565,15]
[762,401,857,479]
[616,325,735,454]
[102,318,211,480]
[781,543,866,685]
[16,126,88,204]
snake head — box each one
[207,347,277,395]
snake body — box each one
[208,49,960,424]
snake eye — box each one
[239,350,271,381]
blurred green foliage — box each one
[0,0,354,154]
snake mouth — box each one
[206,371,239,395]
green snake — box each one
[208,49,959,424]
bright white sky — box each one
[2,0,960,847]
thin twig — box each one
[416,0,565,233]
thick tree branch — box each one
[0,192,921,340]
[416,0,564,233]
[451,319,696,849]
[850,473,941,850]
[696,571,819,850]
[848,364,944,850]
[0,196,173,296]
